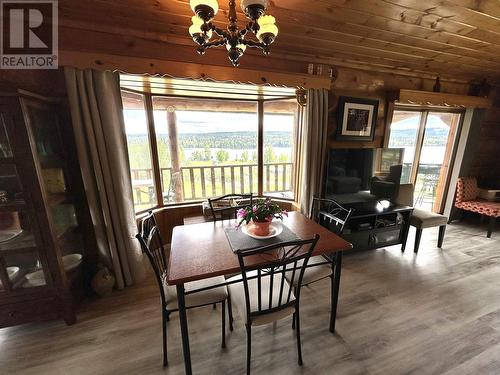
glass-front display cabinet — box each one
[0,91,95,328]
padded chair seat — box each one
[163,275,228,310]
[409,209,448,229]
[456,200,500,217]
[227,272,295,326]
[285,256,332,287]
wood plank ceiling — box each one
[58,0,500,82]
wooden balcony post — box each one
[167,108,184,202]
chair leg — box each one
[213,303,216,310]
[221,301,226,349]
[245,324,252,375]
[414,228,423,253]
[438,225,446,248]
[291,287,297,329]
[165,311,170,322]
[227,295,234,331]
[162,309,168,367]
[295,307,303,366]
[487,216,495,238]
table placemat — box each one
[224,223,301,252]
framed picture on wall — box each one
[336,96,378,141]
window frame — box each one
[121,88,298,214]
[386,104,465,213]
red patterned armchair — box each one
[451,177,499,237]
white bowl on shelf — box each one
[63,253,82,272]
[7,266,19,280]
[0,266,20,286]
[0,229,23,244]
[24,269,46,287]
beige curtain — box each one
[64,67,146,289]
[299,89,329,215]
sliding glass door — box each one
[388,108,463,213]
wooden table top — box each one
[167,211,353,285]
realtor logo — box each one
[1,0,58,69]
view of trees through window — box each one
[122,91,298,212]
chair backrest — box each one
[309,197,352,235]
[396,184,414,207]
[208,193,253,221]
[456,177,478,203]
[235,235,319,324]
[136,211,168,304]
[387,164,403,183]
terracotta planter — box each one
[251,220,271,236]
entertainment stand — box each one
[340,201,413,251]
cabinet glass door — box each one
[0,114,13,159]
[0,201,51,291]
[23,99,85,274]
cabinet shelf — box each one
[0,199,26,212]
[0,231,36,254]
[47,193,71,206]
[0,157,15,165]
[39,155,65,169]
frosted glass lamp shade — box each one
[226,43,247,52]
[190,0,219,21]
[190,0,219,13]
[241,0,268,11]
[189,16,212,43]
[256,15,278,44]
[241,0,268,19]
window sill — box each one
[135,198,299,219]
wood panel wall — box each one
[468,87,500,186]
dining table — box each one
[167,211,353,375]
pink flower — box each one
[237,208,246,218]
[252,206,258,213]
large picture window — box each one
[121,85,298,213]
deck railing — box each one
[131,162,294,205]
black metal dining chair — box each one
[136,211,230,367]
[227,235,320,374]
[286,197,352,330]
[208,193,253,221]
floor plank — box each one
[1,220,499,374]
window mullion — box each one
[144,93,164,208]
[411,110,428,185]
[257,100,264,196]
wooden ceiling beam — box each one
[58,6,500,74]
[59,50,332,89]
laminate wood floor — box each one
[2,221,500,375]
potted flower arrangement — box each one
[236,198,287,236]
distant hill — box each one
[127,131,292,149]
[390,127,449,146]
